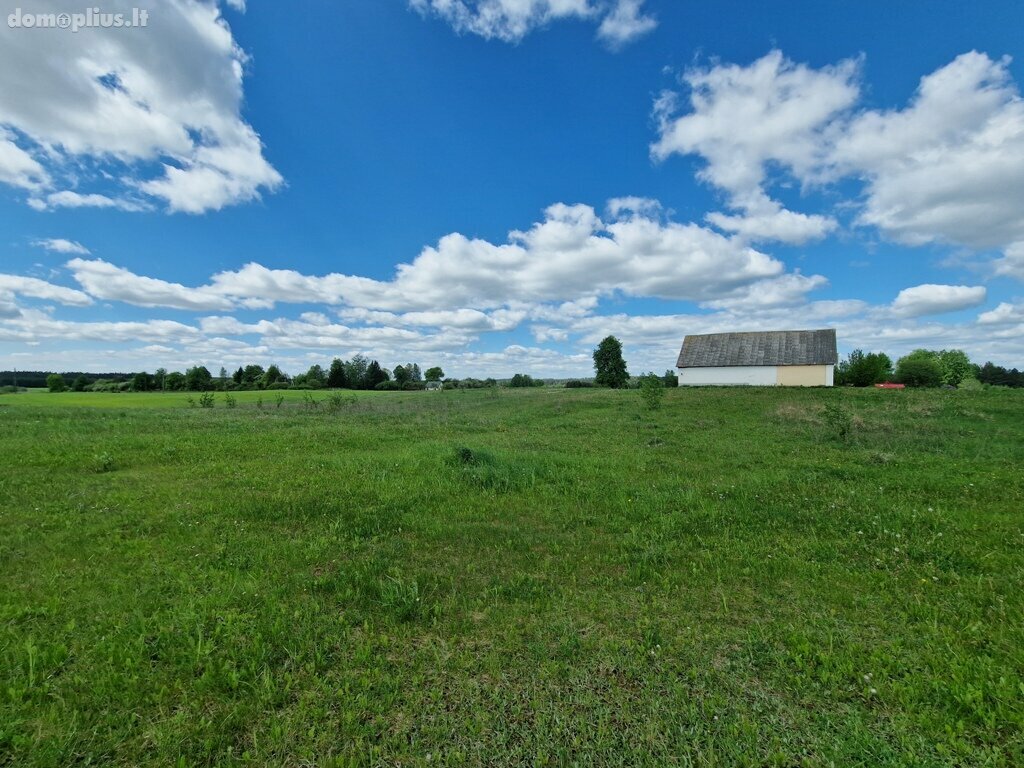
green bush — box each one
[639,372,665,410]
[896,356,943,387]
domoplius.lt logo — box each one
[8,7,149,32]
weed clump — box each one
[639,373,665,410]
[92,452,115,473]
[823,399,853,440]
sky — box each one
[1,0,1024,378]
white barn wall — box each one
[678,366,778,386]
[678,364,835,386]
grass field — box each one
[1,386,1022,766]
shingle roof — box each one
[676,329,838,368]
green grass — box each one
[3,388,363,409]
[1,386,1022,766]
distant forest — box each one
[0,371,129,388]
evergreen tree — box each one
[327,358,348,388]
[364,360,389,389]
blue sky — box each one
[2,0,1024,377]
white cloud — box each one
[652,50,857,244]
[64,201,789,312]
[704,193,837,245]
[653,49,1024,266]
[0,309,198,344]
[699,272,829,312]
[977,301,1024,325]
[33,238,91,255]
[66,258,235,311]
[410,0,655,47]
[0,128,48,190]
[0,273,93,307]
[0,0,281,213]
[596,0,657,49]
[994,242,1024,280]
[890,284,987,318]
[29,190,150,213]
[833,52,1024,252]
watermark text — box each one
[8,7,148,32]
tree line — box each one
[835,348,1022,388]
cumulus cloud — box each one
[977,301,1024,325]
[993,242,1024,280]
[833,52,1024,252]
[33,239,91,255]
[654,49,1024,267]
[0,273,93,307]
[890,284,987,318]
[0,0,281,214]
[0,128,48,190]
[652,50,857,243]
[59,201,791,312]
[410,0,655,47]
[66,258,235,311]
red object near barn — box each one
[874,382,905,389]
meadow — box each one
[1,386,1022,766]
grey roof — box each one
[676,329,837,368]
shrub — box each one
[224,393,237,409]
[896,356,942,387]
[198,392,215,408]
[46,374,66,393]
[836,350,892,386]
[564,379,593,388]
[639,372,665,410]
[823,400,853,440]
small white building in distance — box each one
[676,329,838,387]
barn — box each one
[676,329,838,387]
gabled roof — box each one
[676,329,837,368]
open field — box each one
[1,386,1022,766]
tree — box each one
[327,358,348,388]
[46,373,66,392]
[425,366,444,382]
[895,354,942,387]
[978,361,1024,388]
[393,364,409,385]
[593,336,629,388]
[241,364,265,386]
[662,369,679,388]
[836,349,892,387]
[154,368,167,390]
[345,355,369,388]
[71,375,89,392]
[409,363,422,382]
[261,364,286,389]
[218,366,228,383]
[509,373,535,388]
[232,367,244,385]
[299,364,326,388]
[184,365,213,391]
[937,349,972,387]
[364,360,389,389]
[164,371,187,391]
[131,371,154,392]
